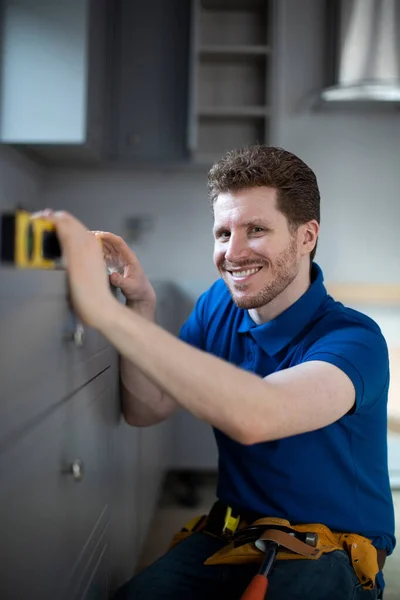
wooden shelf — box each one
[198,106,269,117]
[326,283,400,306]
[199,44,270,57]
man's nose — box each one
[225,234,251,263]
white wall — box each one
[0,146,43,211]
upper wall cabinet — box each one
[0,0,107,164]
[0,0,274,167]
[110,0,273,167]
[188,0,274,165]
[109,0,191,165]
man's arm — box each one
[101,301,356,445]
[120,300,179,426]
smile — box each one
[228,267,262,281]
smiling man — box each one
[38,146,395,600]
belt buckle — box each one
[222,506,240,536]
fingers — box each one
[31,214,133,268]
[32,210,85,242]
[31,211,101,263]
[92,230,137,263]
[109,271,123,286]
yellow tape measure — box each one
[1,210,61,269]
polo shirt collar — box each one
[237,263,327,356]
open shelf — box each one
[197,53,268,109]
[189,0,271,158]
[196,115,266,155]
[199,44,271,57]
[199,0,269,47]
[198,106,270,117]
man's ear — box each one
[301,220,319,256]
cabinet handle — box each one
[64,323,85,348]
[68,459,84,482]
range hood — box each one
[320,0,400,104]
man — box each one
[37,146,395,599]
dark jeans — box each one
[113,531,380,600]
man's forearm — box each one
[120,357,178,426]
[120,299,179,426]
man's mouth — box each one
[227,267,262,281]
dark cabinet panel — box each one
[110,0,191,163]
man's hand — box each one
[32,210,118,329]
[92,231,156,319]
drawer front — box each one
[0,269,111,446]
[0,365,118,600]
[65,367,116,580]
[0,391,74,599]
[66,526,108,600]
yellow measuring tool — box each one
[1,210,62,269]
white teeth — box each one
[231,268,260,278]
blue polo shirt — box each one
[179,264,395,560]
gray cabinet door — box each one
[108,419,140,595]
[0,390,74,599]
[110,0,191,163]
[68,526,109,600]
[0,363,116,600]
[80,541,108,600]
[0,269,110,447]
[63,365,116,594]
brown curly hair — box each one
[207,145,320,261]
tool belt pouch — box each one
[168,514,208,551]
[168,515,380,590]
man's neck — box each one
[248,261,312,325]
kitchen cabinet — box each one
[0,269,124,599]
[0,0,275,167]
[0,270,197,599]
[0,0,108,164]
[188,0,274,165]
[109,0,191,165]
[111,0,274,167]
[0,270,133,598]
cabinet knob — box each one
[64,323,85,347]
[73,324,85,347]
[68,459,84,482]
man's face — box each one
[213,187,302,309]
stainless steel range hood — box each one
[320,0,400,104]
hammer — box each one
[239,529,319,599]
[240,540,278,600]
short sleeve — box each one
[303,325,389,412]
[178,292,207,350]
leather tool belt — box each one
[168,500,386,591]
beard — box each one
[222,236,300,309]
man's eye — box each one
[219,231,230,239]
[251,227,264,233]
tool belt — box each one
[168,501,386,591]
